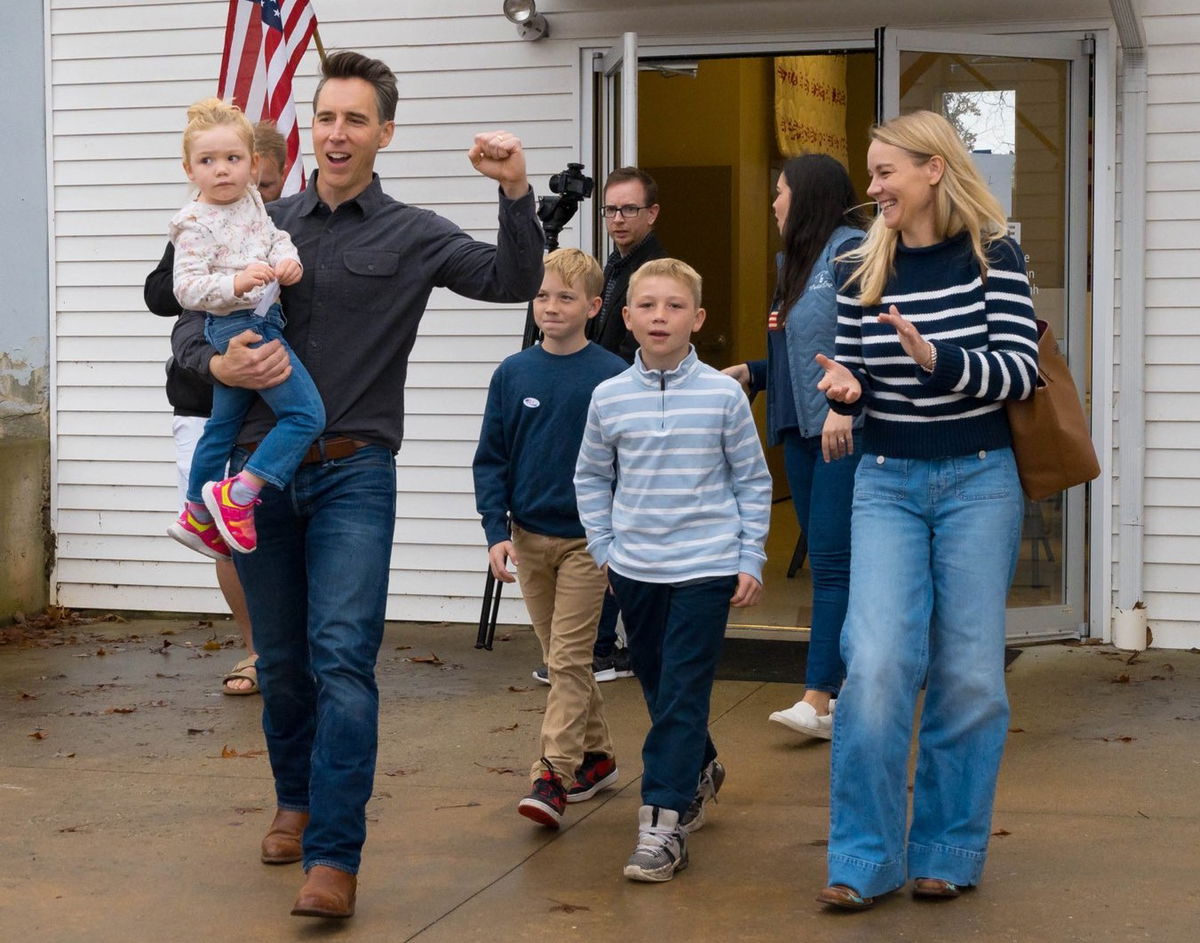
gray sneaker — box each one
[679,758,725,834]
[623,805,688,882]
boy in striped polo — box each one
[574,258,772,882]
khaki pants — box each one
[512,525,613,785]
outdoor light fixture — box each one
[503,0,550,41]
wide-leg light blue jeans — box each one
[827,447,1024,897]
[230,443,396,875]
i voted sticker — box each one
[523,397,541,408]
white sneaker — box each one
[768,699,835,740]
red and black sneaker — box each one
[517,768,567,828]
[566,752,619,804]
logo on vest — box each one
[523,397,541,408]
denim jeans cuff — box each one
[906,841,987,887]
[304,856,359,876]
[276,801,309,814]
[827,851,906,899]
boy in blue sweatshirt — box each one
[575,258,772,882]
[473,249,628,828]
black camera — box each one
[548,162,594,201]
[537,162,594,251]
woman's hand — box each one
[878,304,935,371]
[815,354,861,403]
[721,362,752,397]
[821,410,854,463]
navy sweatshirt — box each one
[833,233,1040,459]
[474,342,627,548]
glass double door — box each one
[594,28,1094,640]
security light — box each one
[503,0,549,41]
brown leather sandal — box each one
[816,884,875,910]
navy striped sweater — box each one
[834,233,1039,459]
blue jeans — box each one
[229,443,396,874]
[828,448,1023,897]
[187,306,324,503]
[608,570,736,814]
[782,429,860,693]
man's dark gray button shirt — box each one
[181,171,544,453]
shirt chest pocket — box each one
[340,249,401,307]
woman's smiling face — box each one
[866,140,943,246]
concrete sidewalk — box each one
[2,614,1198,942]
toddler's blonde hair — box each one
[182,97,256,164]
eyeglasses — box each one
[601,204,650,219]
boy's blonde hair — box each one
[544,248,603,299]
[182,97,256,164]
[253,120,287,171]
[841,109,1008,306]
[627,258,703,308]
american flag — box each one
[217,0,317,196]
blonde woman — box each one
[814,110,1039,909]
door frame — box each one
[578,25,1115,641]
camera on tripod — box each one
[537,162,594,250]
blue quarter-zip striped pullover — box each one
[833,233,1039,459]
[574,347,772,584]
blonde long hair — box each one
[842,110,1008,306]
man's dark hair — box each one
[603,166,659,207]
[776,153,867,320]
[313,51,398,123]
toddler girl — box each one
[166,98,324,557]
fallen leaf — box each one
[547,899,590,914]
[233,806,264,815]
[160,628,177,636]
[105,706,137,714]
[383,768,416,777]
[1008,728,1025,733]
[58,824,90,833]
[217,745,267,758]
[475,763,516,775]
[1111,674,1131,684]
[993,828,1012,837]
[519,707,546,714]
[156,673,180,679]
[29,730,46,740]
[202,639,223,652]
[54,751,76,758]
[508,685,532,693]
[95,648,108,657]
[395,645,412,651]
[406,653,444,666]
[187,727,214,736]
[18,691,40,700]
[808,839,829,847]
[435,801,481,811]
[490,723,519,733]
[1124,651,1141,666]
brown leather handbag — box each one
[1006,319,1101,500]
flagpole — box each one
[312,25,328,67]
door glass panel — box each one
[900,51,1073,610]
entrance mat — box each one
[716,638,807,683]
[715,641,1022,683]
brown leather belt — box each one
[239,435,369,465]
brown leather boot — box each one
[260,809,309,865]
[291,865,357,918]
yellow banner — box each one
[775,55,848,165]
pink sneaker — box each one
[167,508,231,560]
[202,477,260,554]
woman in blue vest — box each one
[725,154,867,740]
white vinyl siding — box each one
[1133,3,1200,648]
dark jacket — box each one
[586,231,667,362]
[144,241,214,418]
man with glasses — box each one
[587,167,667,361]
